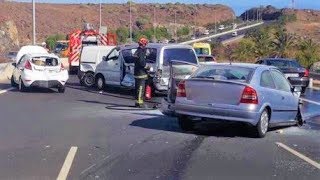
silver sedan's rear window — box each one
[192,65,254,83]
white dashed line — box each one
[300,98,320,106]
[0,87,14,95]
[276,142,320,170]
[57,146,78,180]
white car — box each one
[218,25,225,30]
[11,47,69,93]
[232,31,238,37]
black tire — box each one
[178,115,194,131]
[252,109,269,138]
[18,78,28,92]
[80,79,85,86]
[82,72,95,87]
[95,75,105,91]
[11,75,18,88]
[295,105,304,126]
[58,86,65,93]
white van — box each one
[78,46,115,87]
[94,43,199,94]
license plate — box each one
[285,73,299,78]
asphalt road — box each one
[0,75,320,180]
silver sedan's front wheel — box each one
[253,109,269,138]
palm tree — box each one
[272,30,295,58]
[232,39,256,62]
[296,38,320,68]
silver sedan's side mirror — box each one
[291,86,302,93]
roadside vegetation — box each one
[214,14,320,68]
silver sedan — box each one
[173,63,302,138]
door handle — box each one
[282,96,285,100]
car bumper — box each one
[22,71,68,88]
[288,77,309,87]
[175,102,260,126]
[29,80,64,88]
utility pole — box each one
[292,0,295,9]
[153,5,156,38]
[174,10,177,41]
[129,1,132,43]
[214,10,217,34]
[32,0,36,45]
[99,0,102,29]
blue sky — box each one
[16,0,319,15]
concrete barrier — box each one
[0,63,13,82]
[221,35,245,45]
[0,63,9,72]
[180,22,264,45]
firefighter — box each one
[134,37,149,108]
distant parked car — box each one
[256,58,310,94]
[11,46,68,93]
[218,25,225,30]
[203,30,210,35]
[162,63,302,138]
[232,31,238,37]
[197,54,216,64]
[78,45,115,87]
[6,51,18,61]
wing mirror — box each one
[109,56,118,61]
[12,62,17,67]
[291,86,302,93]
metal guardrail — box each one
[221,35,245,45]
[310,72,320,80]
[180,22,264,45]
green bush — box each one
[45,34,65,50]
[116,27,130,43]
[177,26,190,37]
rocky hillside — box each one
[284,9,320,42]
[0,1,234,44]
[0,20,20,63]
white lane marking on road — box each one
[276,142,320,170]
[300,98,320,106]
[0,87,14,95]
[57,146,78,180]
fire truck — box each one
[68,23,117,72]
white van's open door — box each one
[160,60,199,116]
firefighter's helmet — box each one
[138,38,148,47]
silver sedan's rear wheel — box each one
[253,109,269,138]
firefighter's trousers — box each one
[135,77,146,105]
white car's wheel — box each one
[11,75,18,88]
[19,78,28,92]
[253,109,269,138]
[95,75,105,91]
